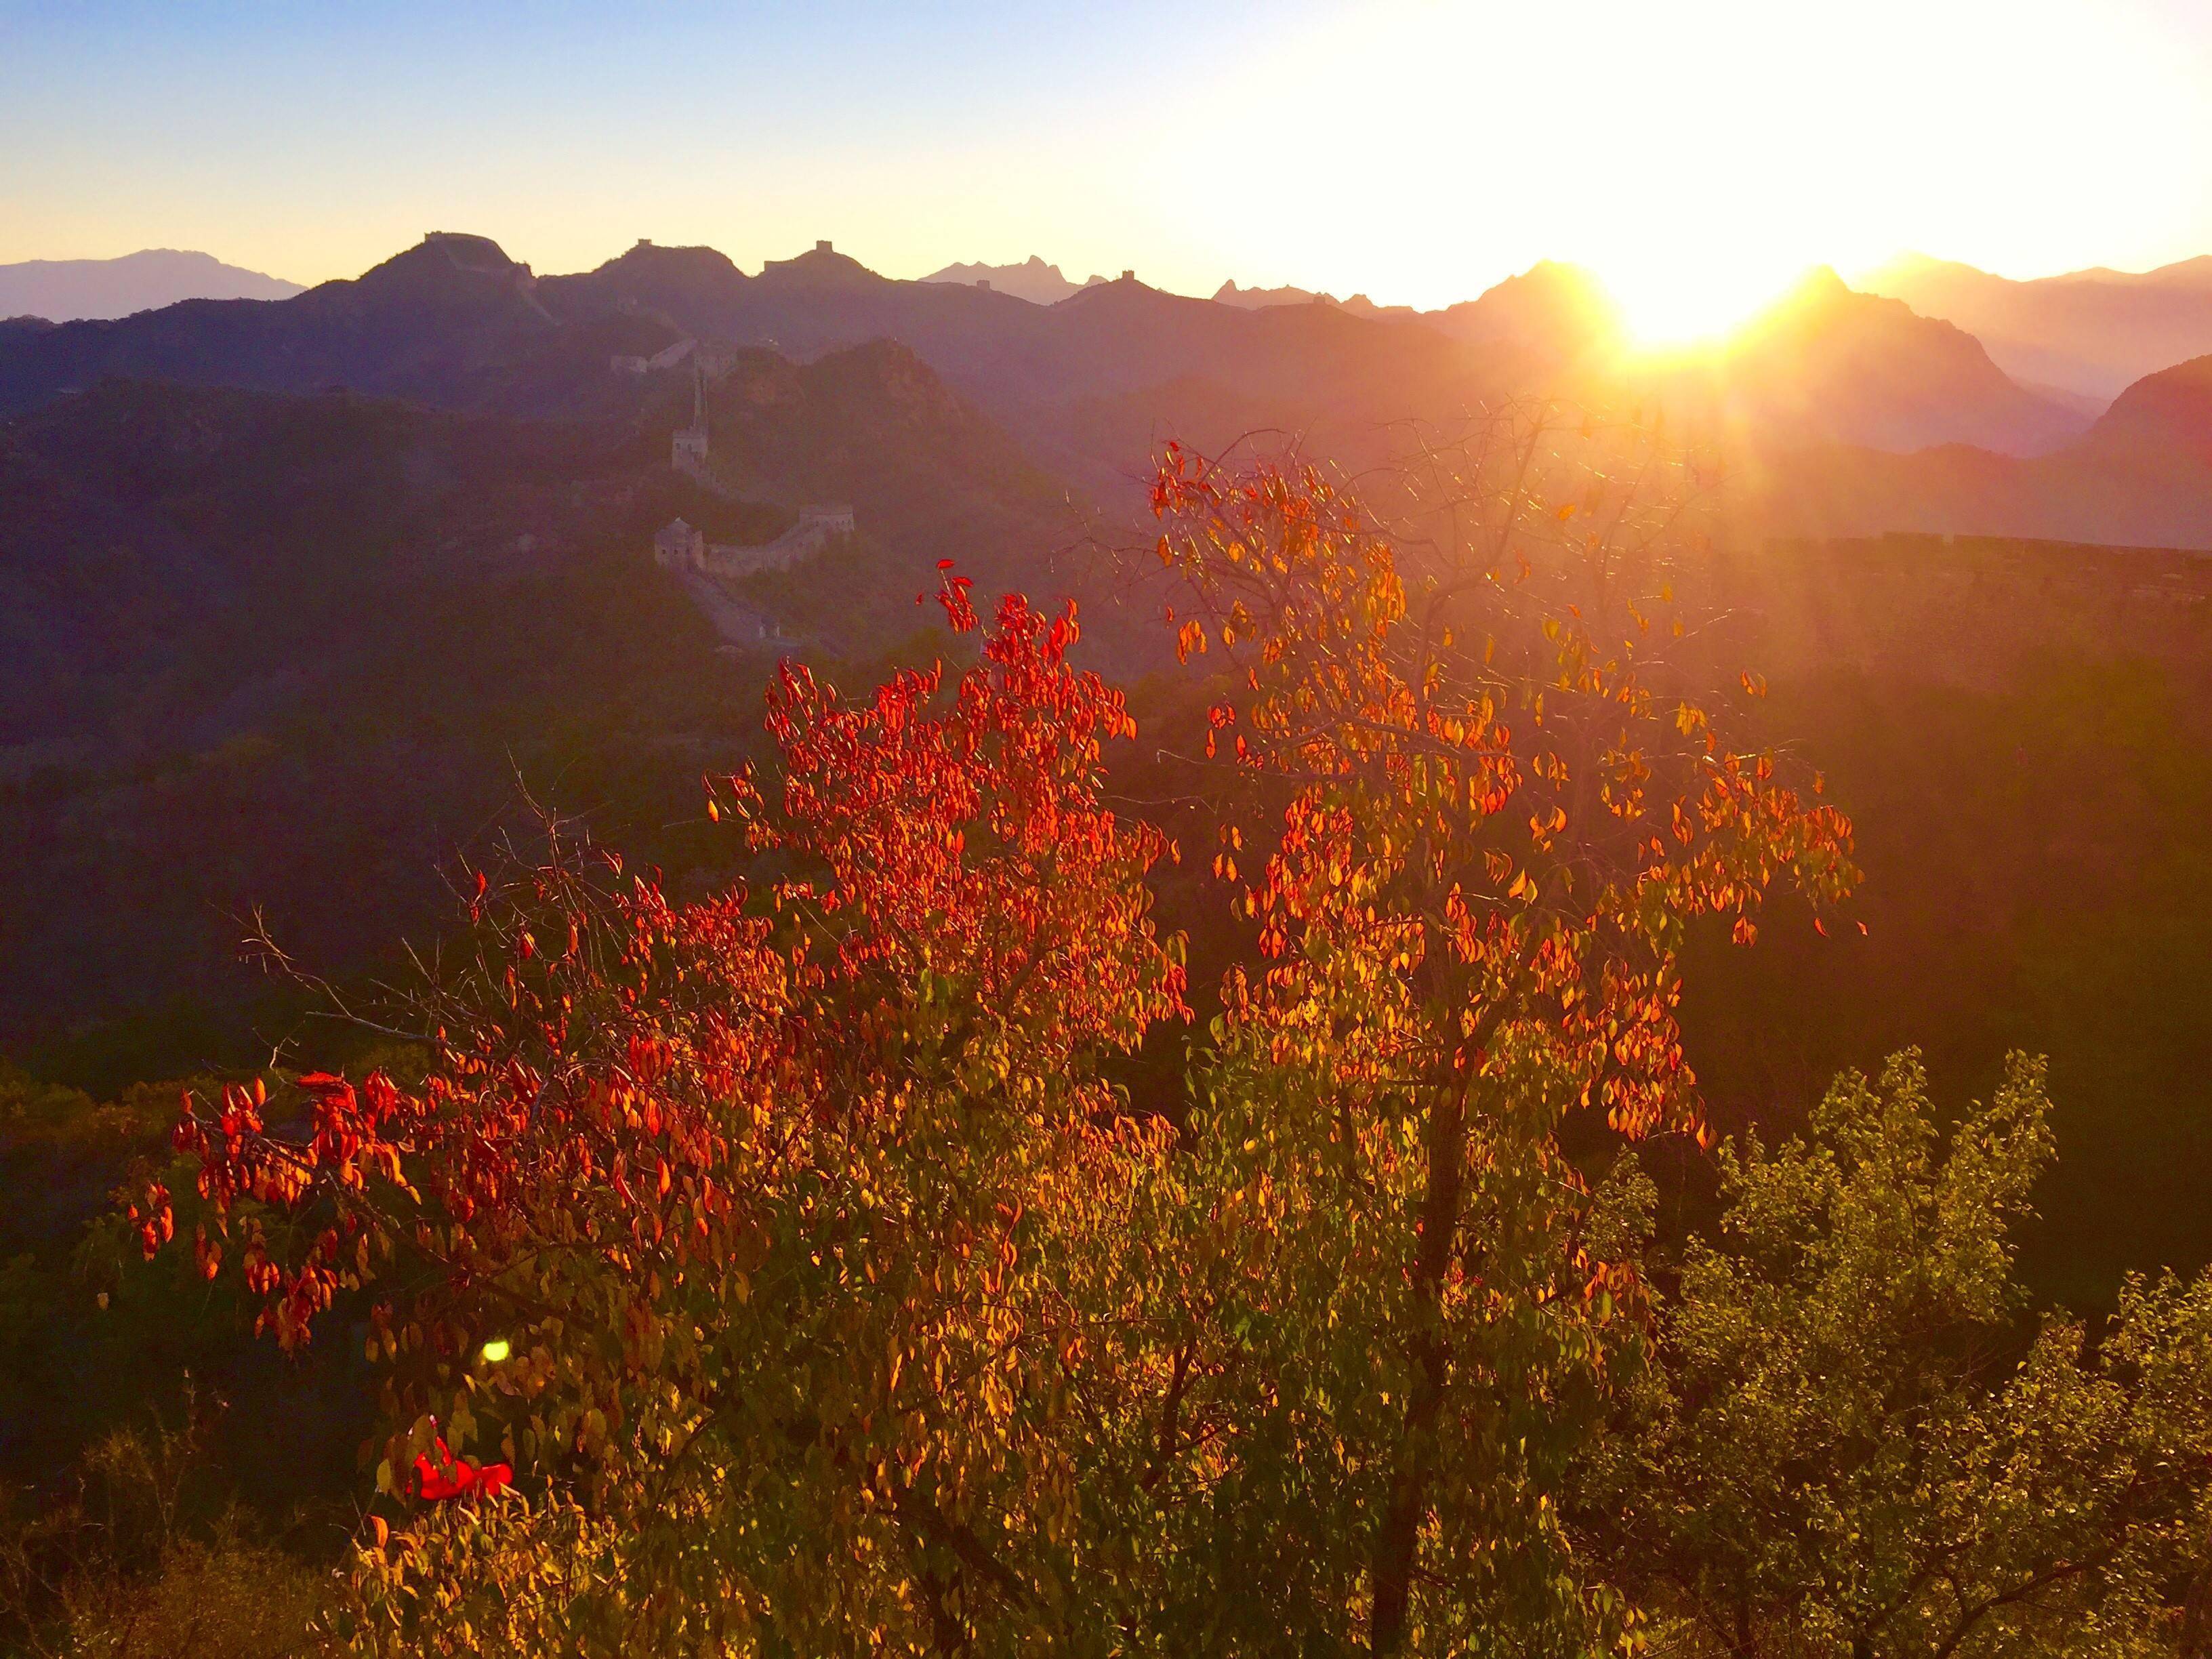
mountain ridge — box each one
[1863,251,2212,398]
[1700,267,2093,456]
[0,249,304,321]
[0,230,2182,523]
[922,256,1103,304]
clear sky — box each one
[5,0,2211,330]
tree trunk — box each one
[1370,1075,1469,1653]
[2181,1541,2212,1658]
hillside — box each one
[541,237,754,332]
[0,382,731,1054]
[0,249,303,321]
[2081,352,2212,462]
[1639,268,2093,457]
[0,343,1088,1073]
[1713,350,2212,550]
[1864,251,2212,399]
[680,338,1110,646]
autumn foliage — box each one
[146,441,1866,1655]
[1128,432,1856,1654]
[155,570,1184,1652]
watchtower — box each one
[672,359,710,474]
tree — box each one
[1582,1050,2212,1657]
[152,577,1188,1656]
[1124,424,1858,1655]
[146,418,1861,1657]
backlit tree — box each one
[1131,419,1858,1655]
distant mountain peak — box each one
[1864,250,1965,281]
[1215,279,1334,310]
[585,239,750,298]
[1500,260,1614,306]
[2052,254,2212,291]
[1724,266,1865,340]
[921,256,1102,304]
[1434,260,1620,356]
[1212,279,1418,322]
[1702,270,2097,456]
[0,248,304,322]
[1862,251,2212,397]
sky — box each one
[5,0,2212,337]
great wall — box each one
[635,352,854,652]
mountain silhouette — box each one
[922,256,1102,304]
[0,249,302,321]
[2082,353,2212,463]
[1214,279,1330,310]
[544,239,752,332]
[1721,346,2212,548]
[10,232,2212,1061]
[0,231,2188,531]
[2051,256,2212,291]
[1214,281,1418,321]
[0,232,672,419]
[1665,268,2095,456]
[1863,252,2212,399]
[1431,261,1620,357]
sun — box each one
[1599,258,1808,352]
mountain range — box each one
[920,255,1105,304]
[9,232,2186,492]
[1727,351,2212,548]
[1212,280,1418,321]
[0,249,302,321]
[0,234,1513,501]
[1635,267,2097,457]
[5,232,2212,588]
[15,240,2210,441]
[1862,251,2212,400]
